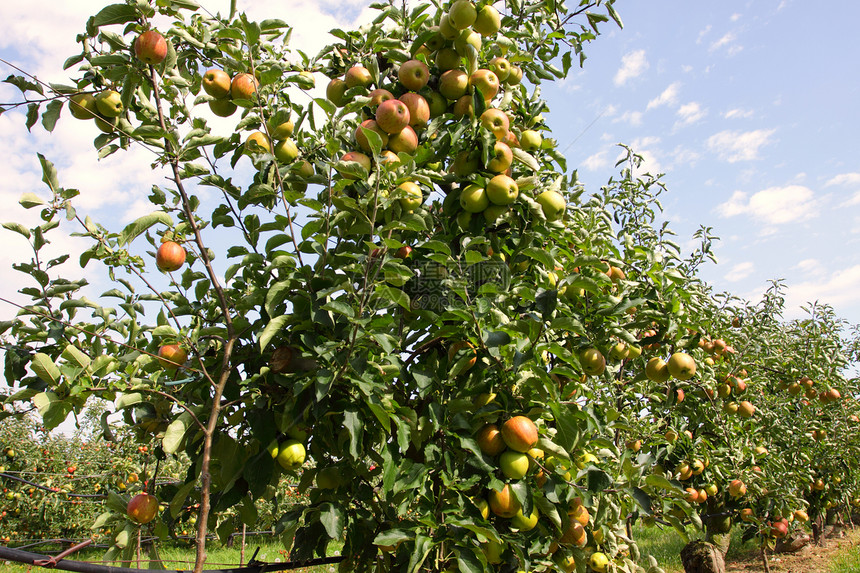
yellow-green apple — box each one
[448,0,477,29]
[580,348,605,375]
[536,189,566,221]
[298,70,315,89]
[520,129,543,151]
[606,266,625,281]
[423,90,448,118]
[470,69,500,101]
[336,151,371,179]
[368,88,394,108]
[326,78,349,106]
[94,115,117,133]
[95,90,123,117]
[476,423,506,456]
[69,93,98,120]
[439,69,469,100]
[501,416,538,452]
[209,98,237,117]
[560,521,587,547]
[486,141,513,173]
[500,451,530,480]
[127,493,159,524]
[397,181,423,211]
[290,160,315,192]
[645,357,670,383]
[245,131,271,154]
[399,92,430,128]
[156,241,186,271]
[488,56,511,82]
[484,540,504,564]
[316,466,345,489]
[388,126,418,154]
[506,65,523,85]
[452,95,474,118]
[230,72,259,102]
[609,342,628,360]
[723,401,739,415]
[202,69,231,98]
[667,352,696,381]
[435,47,461,72]
[459,183,489,213]
[438,13,459,40]
[448,340,477,372]
[399,59,430,91]
[157,344,187,369]
[728,479,746,498]
[483,204,508,225]
[425,27,445,51]
[378,150,400,167]
[454,29,482,56]
[344,65,372,89]
[511,507,539,531]
[276,440,306,471]
[134,30,168,65]
[274,139,299,163]
[452,149,480,176]
[473,4,501,36]
[480,108,510,139]
[355,119,389,153]
[486,174,518,205]
[737,401,755,418]
[376,99,411,134]
[267,116,294,140]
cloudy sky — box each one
[1,0,859,337]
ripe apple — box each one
[95,90,123,117]
[501,416,538,452]
[127,493,159,524]
[355,119,389,153]
[536,190,566,221]
[470,69,500,101]
[454,29,482,56]
[399,92,430,128]
[520,129,543,151]
[388,126,419,154]
[486,174,518,205]
[479,108,510,140]
[245,131,271,154]
[336,151,371,179]
[794,509,809,522]
[606,266,626,281]
[488,56,511,82]
[423,90,448,118]
[439,69,469,100]
[770,520,788,538]
[646,357,670,383]
[448,0,477,29]
[267,117,294,140]
[276,440,306,471]
[230,73,259,102]
[737,400,755,418]
[448,340,476,372]
[728,479,746,498]
[506,65,523,85]
[202,69,231,98]
[476,423,506,456]
[274,139,299,163]
[368,88,394,108]
[378,150,400,167]
[134,30,168,65]
[399,59,430,91]
[69,93,98,120]
[435,47,461,72]
[156,241,186,272]
[326,78,349,106]
[208,98,237,117]
[511,507,539,531]
[157,344,187,369]
[589,552,609,573]
[486,141,513,173]
[580,347,605,376]
[667,352,696,381]
[452,95,474,118]
[376,99,411,134]
[473,4,501,35]
[397,181,423,212]
[459,183,489,213]
[452,149,480,176]
[500,451,530,480]
[488,484,520,518]
[344,65,372,89]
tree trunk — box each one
[681,540,726,573]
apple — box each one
[355,119,389,153]
[488,57,511,82]
[378,150,400,167]
[435,48,461,72]
[739,508,754,522]
[157,344,187,369]
[422,90,448,118]
[506,65,523,85]
[520,129,543,151]
[606,266,626,281]
[486,174,518,205]
[536,190,566,221]
[376,99,411,134]
[344,65,372,89]
[274,139,299,163]
[326,78,349,106]
[202,69,231,98]
[397,181,423,212]
[231,73,259,102]
[208,98,237,117]
[794,509,809,522]
[448,340,476,372]
[399,92,430,127]
[737,400,755,418]
[156,241,186,271]
[448,0,477,29]
[69,93,98,120]
[245,131,271,154]
[368,88,394,108]
[388,126,419,154]
[267,117,294,140]
[728,479,746,498]
[483,204,508,225]
[476,423,506,456]
[501,416,538,452]
[452,95,474,118]
[723,401,739,415]
[316,466,344,489]
[488,484,520,518]
[484,539,504,564]
[134,30,168,65]
[473,4,502,36]
[511,507,539,531]
[459,183,489,213]
[486,141,513,173]
[439,69,469,100]
[626,439,642,452]
[452,150,481,176]
[667,352,696,380]
[127,493,159,524]
[399,59,430,91]
[470,69,500,101]
[276,440,306,471]
[560,520,587,546]
[479,108,510,140]
[580,347,605,376]
[645,357,670,383]
[336,151,371,179]
[95,90,123,117]
[589,552,609,573]
[454,29,482,56]
[770,520,788,538]
[438,13,459,40]
[500,451,529,480]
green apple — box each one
[479,108,510,140]
[397,181,423,211]
[473,4,502,36]
[520,129,543,151]
[425,27,445,51]
[536,189,566,221]
[486,174,518,205]
[506,65,523,85]
[245,131,271,154]
[268,116,294,140]
[69,93,98,120]
[274,139,299,163]
[95,90,123,117]
[645,357,671,383]
[439,13,459,40]
[483,204,508,224]
[667,352,696,381]
[452,149,480,176]
[470,69,500,101]
[202,69,232,98]
[483,539,504,564]
[423,90,448,118]
[344,65,372,89]
[500,450,530,480]
[459,184,489,213]
[439,69,469,100]
[326,78,349,106]
[209,98,237,117]
[276,440,306,471]
[399,59,430,91]
[580,348,605,376]
[488,57,511,82]
[454,29,482,56]
[435,48,461,72]
[448,0,477,30]
[511,507,539,531]
[486,141,513,173]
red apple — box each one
[439,69,469,100]
[355,119,389,153]
[399,60,430,91]
[344,65,373,89]
[368,88,394,108]
[336,151,372,179]
[375,99,410,134]
[156,241,186,272]
[231,73,259,102]
[470,69,500,101]
[157,344,188,370]
[388,126,418,154]
[127,493,159,524]
[134,30,168,65]
[399,92,430,128]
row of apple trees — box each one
[1,0,859,572]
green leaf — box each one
[456,546,484,573]
[41,100,62,132]
[259,315,289,351]
[93,4,138,27]
[3,222,30,239]
[630,487,653,515]
[31,353,61,385]
[319,502,345,539]
[644,474,677,491]
[19,193,46,209]
[118,212,173,246]
[62,344,91,370]
[105,491,128,514]
[163,412,194,454]
[115,392,145,410]
[170,481,196,518]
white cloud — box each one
[671,146,701,166]
[794,259,823,273]
[582,150,609,171]
[710,32,743,55]
[613,110,643,126]
[730,13,742,22]
[614,50,648,86]
[676,102,707,126]
[724,108,754,119]
[725,262,754,282]
[647,82,681,110]
[784,265,860,316]
[716,185,819,225]
[696,25,712,45]
[706,129,776,162]
[825,173,860,187]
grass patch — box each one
[829,541,860,573]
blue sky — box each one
[0,0,859,333]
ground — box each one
[727,528,860,573]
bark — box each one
[774,535,811,553]
[681,540,726,573]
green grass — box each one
[829,542,860,573]
[632,523,760,573]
